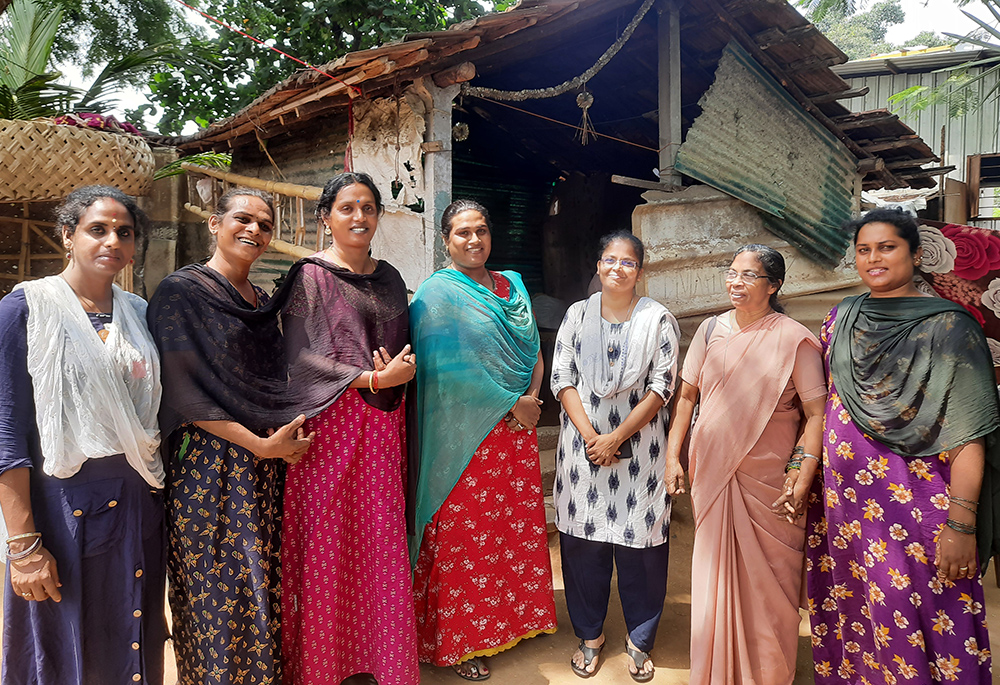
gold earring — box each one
[324,223,332,236]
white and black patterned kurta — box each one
[550,299,679,548]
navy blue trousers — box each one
[559,532,670,653]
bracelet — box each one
[950,495,979,506]
[784,457,803,473]
[372,370,379,394]
[951,500,978,514]
[792,446,804,456]
[5,532,41,545]
[6,536,42,561]
[946,518,977,536]
[801,453,820,462]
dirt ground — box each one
[4,492,999,684]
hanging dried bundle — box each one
[576,90,595,145]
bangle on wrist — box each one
[946,518,976,535]
[785,456,804,473]
[801,453,819,463]
[6,536,42,561]
[6,532,41,545]
[951,499,977,514]
[368,371,379,394]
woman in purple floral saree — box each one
[806,208,999,684]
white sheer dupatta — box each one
[17,276,163,487]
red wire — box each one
[168,0,362,96]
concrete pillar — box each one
[411,77,461,274]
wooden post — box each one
[657,0,682,186]
[18,203,29,284]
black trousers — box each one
[559,532,670,653]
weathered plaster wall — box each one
[140,147,185,297]
[634,185,860,322]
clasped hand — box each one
[586,432,622,466]
[506,395,542,432]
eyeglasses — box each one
[724,269,771,284]
[601,257,640,270]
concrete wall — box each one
[634,185,861,333]
[138,147,186,297]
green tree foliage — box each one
[889,0,1000,117]
[0,0,207,119]
[42,0,190,80]
[132,0,498,134]
[812,0,906,60]
[901,30,951,49]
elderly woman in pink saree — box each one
[665,244,826,685]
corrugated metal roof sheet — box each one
[831,48,1000,78]
[840,66,1000,188]
[676,41,856,267]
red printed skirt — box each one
[412,420,558,665]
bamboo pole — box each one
[181,164,323,200]
[271,239,313,260]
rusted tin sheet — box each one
[676,41,858,267]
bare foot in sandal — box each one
[571,634,606,677]
[452,657,490,681]
[625,638,654,682]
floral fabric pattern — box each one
[806,307,992,684]
[281,390,418,685]
[167,427,284,685]
[920,221,1000,363]
[412,420,558,666]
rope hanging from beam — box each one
[461,0,656,102]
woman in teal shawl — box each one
[806,208,999,684]
[410,199,557,681]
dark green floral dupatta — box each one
[829,293,1000,571]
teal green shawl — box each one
[409,269,540,563]
[829,293,1000,570]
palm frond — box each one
[153,152,232,181]
[0,0,63,91]
[0,71,77,118]
[75,42,216,112]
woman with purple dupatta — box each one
[279,172,419,685]
[806,208,999,683]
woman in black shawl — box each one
[147,187,313,685]
[805,208,999,684]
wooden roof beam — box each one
[835,113,900,130]
[862,137,921,153]
[753,25,817,50]
[703,0,870,161]
[894,165,956,180]
[810,86,869,103]
[884,156,939,169]
[783,55,846,73]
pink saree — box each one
[683,312,825,685]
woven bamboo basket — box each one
[0,118,155,202]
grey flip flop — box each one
[625,644,654,683]
[570,639,604,678]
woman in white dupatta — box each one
[0,186,166,685]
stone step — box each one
[535,425,560,451]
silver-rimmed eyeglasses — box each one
[601,257,640,270]
[724,269,770,284]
